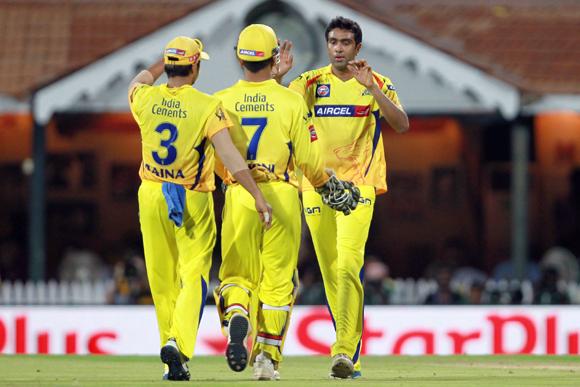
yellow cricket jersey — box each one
[289,64,402,195]
[129,83,232,192]
[214,79,327,188]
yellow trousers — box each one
[217,182,301,365]
[138,179,215,359]
[303,185,375,372]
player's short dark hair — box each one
[325,16,362,45]
[241,58,273,73]
[164,64,193,77]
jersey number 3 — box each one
[152,122,178,165]
[242,117,267,161]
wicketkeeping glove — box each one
[316,174,360,215]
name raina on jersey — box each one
[152,98,188,118]
[235,93,275,112]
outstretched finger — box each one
[280,40,292,56]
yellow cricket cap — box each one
[164,36,209,65]
[236,24,279,62]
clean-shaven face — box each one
[326,28,361,71]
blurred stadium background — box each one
[1,0,580,357]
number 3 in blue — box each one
[152,122,178,165]
[242,117,267,160]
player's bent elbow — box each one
[397,121,409,133]
[396,115,410,133]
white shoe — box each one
[253,352,277,380]
[330,353,354,379]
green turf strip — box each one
[0,355,579,386]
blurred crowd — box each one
[295,233,579,305]
[1,234,578,306]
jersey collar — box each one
[160,83,193,95]
[327,64,357,83]
[236,79,278,88]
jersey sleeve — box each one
[372,73,403,118]
[383,79,402,109]
[128,83,149,119]
[290,100,328,188]
[288,73,307,97]
[203,101,233,139]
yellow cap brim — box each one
[201,51,210,60]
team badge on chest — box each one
[316,84,331,98]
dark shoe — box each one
[160,339,190,381]
[330,354,354,379]
[226,314,250,372]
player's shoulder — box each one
[129,82,155,105]
[130,82,153,96]
[189,87,222,105]
[213,86,232,98]
[214,83,245,104]
[270,82,304,103]
[371,70,397,91]
[292,65,331,88]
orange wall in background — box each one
[377,117,474,276]
[535,112,580,246]
[0,114,33,161]
[0,113,476,277]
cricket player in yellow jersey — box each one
[281,17,409,378]
[213,24,358,381]
[128,36,272,381]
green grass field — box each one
[1,355,579,386]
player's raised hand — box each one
[347,59,374,89]
[272,39,294,81]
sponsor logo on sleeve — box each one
[308,125,318,142]
[387,84,396,91]
[215,107,226,121]
[316,84,330,98]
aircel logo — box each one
[165,48,185,56]
[314,105,371,117]
[239,49,264,57]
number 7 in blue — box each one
[242,117,267,161]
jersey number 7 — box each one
[241,117,268,161]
